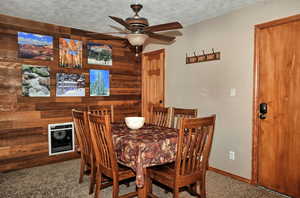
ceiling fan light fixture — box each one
[127,33,148,46]
[108,4,183,48]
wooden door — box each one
[142,49,165,123]
[253,15,300,197]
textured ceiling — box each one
[0,0,267,34]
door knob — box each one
[259,103,267,119]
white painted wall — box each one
[144,0,300,179]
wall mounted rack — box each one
[186,49,220,64]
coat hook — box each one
[194,52,198,61]
[212,48,216,58]
[202,50,207,60]
[186,53,189,64]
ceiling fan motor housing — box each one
[125,17,149,28]
[126,4,149,31]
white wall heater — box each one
[48,122,75,155]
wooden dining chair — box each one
[149,106,172,127]
[88,105,114,123]
[88,113,137,198]
[148,115,216,198]
[72,109,113,195]
[72,109,96,194]
[171,107,198,129]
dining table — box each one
[111,122,178,198]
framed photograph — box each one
[87,42,112,66]
[18,32,53,60]
[89,69,110,96]
[22,64,50,97]
[56,73,85,96]
[59,38,82,68]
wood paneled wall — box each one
[0,14,141,172]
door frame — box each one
[252,14,300,185]
[141,48,165,117]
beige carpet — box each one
[0,159,286,198]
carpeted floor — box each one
[0,159,286,198]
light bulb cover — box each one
[127,33,148,46]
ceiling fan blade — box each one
[109,16,134,31]
[121,40,131,48]
[71,28,125,40]
[146,32,175,42]
[87,31,127,35]
[86,33,125,40]
[143,22,183,32]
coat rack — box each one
[186,48,220,64]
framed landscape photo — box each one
[56,73,85,96]
[87,42,112,66]
[59,38,82,69]
[18,32,54,61]
[89,69,110,96]
[22,64,50,97]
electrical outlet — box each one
[230,88,236,96]
[229,151,235,160]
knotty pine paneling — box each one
[0,14,141,172]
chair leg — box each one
[112,179,119,198]
[94,167,102,198]
[147,175,153,194]
[89,163,96,194]
[173,187,179,198]
[198,177,206,198]
[79,158,85,184]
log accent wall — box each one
[0,14,141,172]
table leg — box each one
[137,167,148,198]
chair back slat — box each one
[88,113,117,174]
[172,107,198,129]
[72,109,91,163]
[175,115,216,177]
[150,106,172,127]
[88,105,114,123]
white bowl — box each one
[125,117,145,130]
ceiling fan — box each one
[107,3,183,46]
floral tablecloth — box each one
[111,123,178,187]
